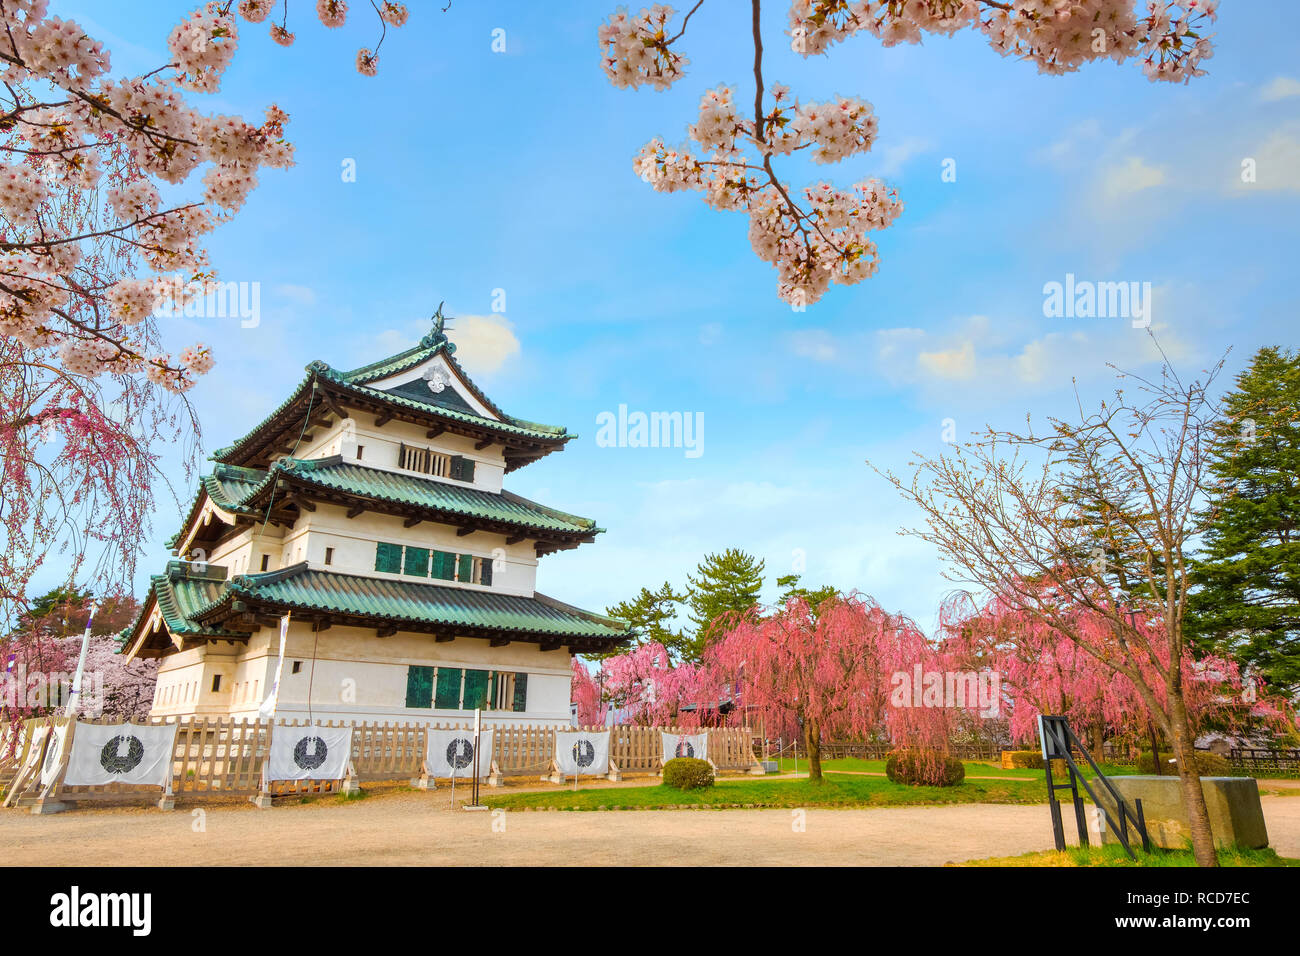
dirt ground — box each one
[2,785,1297,866]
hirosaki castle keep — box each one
[121,312,629,725]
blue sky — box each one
[55,1,1300,634]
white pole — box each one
[63,600,98,718]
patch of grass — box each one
[484,774,1050,811]
[959,843,1300,867]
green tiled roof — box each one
[212,327,572,464]
[197,563,628,642]
[166,463,265,549]
[272,457,599,535]
[122,562,245,648]
[177,456,600,539]
[318,367,571,439]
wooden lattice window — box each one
[398,442,451,476]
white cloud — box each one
[876,136,931,177]
[1261,76,1300,102]
[1099,156,1167,202]
[1235,125,1300,193]
[789,329,837,362]
[917,340,976,381]
[274,283,316,306]
[869,307,1195,395]
[447,313,521,374]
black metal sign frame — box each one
[1037,715,1151,860]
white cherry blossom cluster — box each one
[238,0,273,23]
[747,179,903,305]
[599,5,690,90]
[0,164,49,225]
[379,3,409,28]
[8,11,110,83]
[317,0,348,29]
[604,1,1215,307]
[632,81,897,303]
[787,1,1217,83]
[631,83,901,304]
[0,2,403,392]
[776,94,879,164]
[168,4,239,94]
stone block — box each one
[1091,775,1268,850]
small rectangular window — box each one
[374,541,403,574]
[457,553,474,583]
[403,546,430,577]
[291,661,302,675]
[260,554,270,572]
[434,667,462,709]
[430,550,456,581]
[211,675,221,693]
[324,547,334,566]
[356,445,364,460]
[511,672,528,713]
[479,556,493,587]
[405,665,434,709]
[449,455,476,482]
[463,669,491,711]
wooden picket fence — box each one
[1,717,761,810]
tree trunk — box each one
[1168,691,1218,868]
[804,718,823,783]
[1091,723,1105,765]
[1148,722,1162,775]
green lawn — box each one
[960,844,1300,867]
[483,774,1050,811]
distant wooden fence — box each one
[0,717,760,810]
[1229,747,1300,778]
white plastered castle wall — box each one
[152,621,573,725]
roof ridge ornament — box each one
[420,301,456,353]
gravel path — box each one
[1,788,1296,866]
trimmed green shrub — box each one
[663,757,715,790]
[885,749,965,787]
[1004,750,1045,769]
[1137,751,1239,776]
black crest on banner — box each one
[446,737,474,769]
[293,735,329,770]
[675,741,695,759]
[573,739,596,768]
[100,735,145,774]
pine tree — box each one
[685,548,764,658]
[1188,346,1300,694]
[775,573,838,610]
[603,582,689,661]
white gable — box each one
[367,352,502,421]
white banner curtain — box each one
[258,613,292,719]
[555,730,610,776]
[661,731,709,764]
[266,724,353,782]
[40,723,70,787]
[425,728,494,779]
[63,722,177,789]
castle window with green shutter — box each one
[405,665,433,708]
[434,667,462,709]
[403,546,430,577]
[374,541,402,574]
[431,549,456,581]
